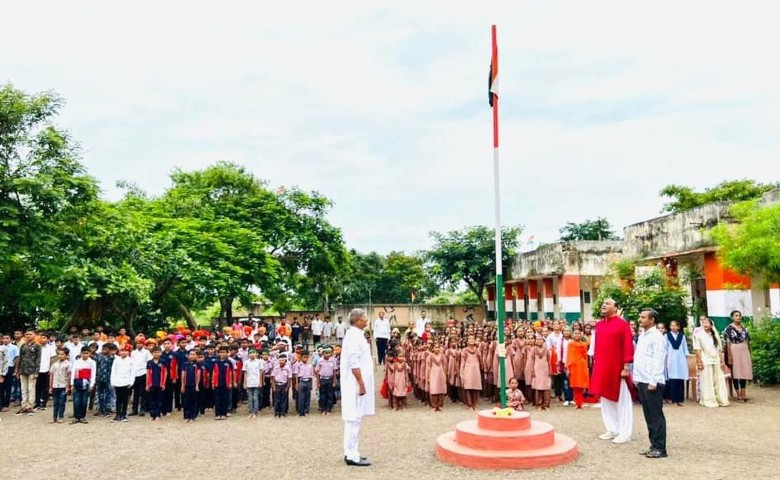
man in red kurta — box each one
[590,299,635,444]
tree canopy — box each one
[558,217,620,241]
[426,226,522,313]
[710,200,780,284]
[659,179,779,214]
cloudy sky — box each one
[3,0,779,254]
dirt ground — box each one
[2,375,779,480]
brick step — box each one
[455,419,555,451]
[436,431,579,470]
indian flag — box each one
[488,40,498,107]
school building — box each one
[487,189,780,329]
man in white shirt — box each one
[335,317,347,345]
[311,315,324,346]
[130,340,152,416]
[35,336,58,410]
[633,308,668,459]
[340,308,375,467]
[323,317,333,341]
[372,312,391,365]
[414,310,430,337]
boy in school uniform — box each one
[228,345,242,413]
[146,347,168,421]
[70,346,96,424]
[315,346,337,415]
[260,350,273,410]
[202,344,216,412]
[180,349,200,423]
[271,353,292,417]
[160,339,178,416]
[48,348,71,423]
[196,351,209,415]
[172,338,189,411]
[295,351,314,416]
[93,344,114,417]
[243,349,264,418]
[212,347,235,420]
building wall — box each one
[331,304,486,329]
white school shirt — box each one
[110,356,135,387]
[131,348,152,377]
[311,319,324,336]
[243,358,264,388]
[323,321,332,338]
[633,326,667,387]
[336,322,347,339]
[71,357,97,387]
[39,343,58,373]
[64,341,84,365]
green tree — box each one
[592,267,688,326]
[559,217,620,241]
[710,200,780,283]
[660,179,779,214]
[426,226,522,313]
[0,84,98,329]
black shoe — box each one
[646,450,668,459]
[128,412,138,416]
[345,458,371,467]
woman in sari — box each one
[693,317,729,408]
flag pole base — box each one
[435,409,579,470]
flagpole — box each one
[490,24,507,409]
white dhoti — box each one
[601,379,633,438]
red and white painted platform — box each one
[436,410,578,470]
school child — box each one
[271,353,292,417]
[446,341,460,404]
[260,350,273,410]
[665,320,690,406]
[172,338,189,411]
[196,351,209,415]
[48,348,71,423]
[243,349,263,418]
[531,336,552,410]
[427,344,447,412]
[212,347,234,420]
[146,347,168,421]
[202,345,216,412]
[91,343,114,417]
[511,336,527,398]
[565,327,590,409]
[460,338,482,410]
[70,346,96,424]
[388,351,411,410]
[523,333,536,402]
[181,349,201,423]
[507,377,526,411]
[110,345,133,422]
[160,339,178,416]
[315,346,337,415]
[228,345,242,413]
[295,351,314,416]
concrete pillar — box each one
[542,278,554,320]
[528,280,539,321]
[505,284,515,319]
[704,253,752,330]
[559,274,583,323]
[516,282,527,320]
[487,285,495,313]
[770,283,780,318]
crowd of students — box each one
[0,309,753,424]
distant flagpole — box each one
[489,24,508,409]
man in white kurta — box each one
[414,310,430,337]
[340,308,375,466]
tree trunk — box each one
[176,299,198,331]
[218,296,234,329]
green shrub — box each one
[748,319,780,385]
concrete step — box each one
[436,431,579,470]
[455,419,555,450]
[476,409,531,431]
